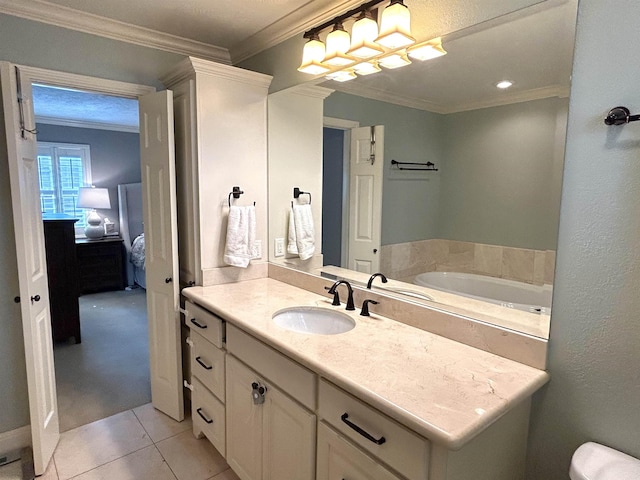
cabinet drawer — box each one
[192,377,226,457]
[226,323,316,410]
[185,301,225,348]
[319,379,429,480]
[190,330,225,402]
[317,422,402,480]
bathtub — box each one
[414,272,552,313]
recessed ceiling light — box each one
[496,80,513,89]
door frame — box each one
[10,64,156,450]
[322,116,359,267]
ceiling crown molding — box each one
[230,0,363,64]
[0,0,231,64]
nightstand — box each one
[76,237,126,294]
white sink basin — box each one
[272,307,356,335]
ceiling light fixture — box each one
[496,80,513,89]
[299,0,440,82]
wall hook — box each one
[604,106,640,126]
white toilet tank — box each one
[570,442,640,480]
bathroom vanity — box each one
[183,278,548,480]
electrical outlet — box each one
[275,237,285,257]
[253,240,262,259]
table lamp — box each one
[77,187,111,239]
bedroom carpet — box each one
[54,288,151,432]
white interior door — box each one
[0,63,59,475]
[139,90,183,421]
[348,126,383,273]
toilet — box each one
[570,442,640,479]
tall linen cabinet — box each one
[162,57,272,287]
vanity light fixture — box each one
[407,38,447,61]
[496,80,513,89]
[323,22,356,66]
[348,10,384,58]
[297,33,330,74]
[375,0,415,49]
[325,69,358,82]
[378,51,411,69]
[298,0,432,81]
[353,60,382,75]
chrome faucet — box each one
[327,280,355,311]
[367,272,388,289]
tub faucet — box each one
[328,280,355,311]
[367,272,388,289]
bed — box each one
[117,182,146,289]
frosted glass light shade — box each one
[353,60,382,75]
[323,23,355,66]
[379,52,411,69]
[408,39,447,61]
[325,69,357,82]
[298,36,330,75]
[348,12,384,58]
[375,0,415,49]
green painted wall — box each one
[324,92,444,246]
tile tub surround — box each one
[183,279,549,450]
[380,239,556,286]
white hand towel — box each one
[287,206,298,255]
[223,205,256,268]
[292,203,315,261]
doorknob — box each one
[30,295,41,303]
[373,248,378,254]
[14,296,20,303]
[165,277,172,283]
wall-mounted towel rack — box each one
[293,187,312,204]
[604,106,640,125]
[228,186,255,207]
[391,159,438,171]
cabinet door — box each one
[226,356,263,480]
[317,422,402,480]
[263,385,316,480]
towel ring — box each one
[293,187,312,205]
[228,186,255,207]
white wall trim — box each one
[161,57,273,90]
[21,65,156,98]
[323,116,360,130]
[0,0,231,64]
[0,426,31,454]
[35,116,139,133]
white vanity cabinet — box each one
[185,300,227,456]
[226,325,317,480]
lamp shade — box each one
[298,34,330,75]
[379,51,412,69]
[77,187,111,210]
[348,11,384,58]
[323,22,355,66]
[407,38,447,61]
[375,0,415,49]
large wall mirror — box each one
[268,0,578,340]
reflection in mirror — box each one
[270,0,578,340]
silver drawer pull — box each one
[197,408,213,424]
[195,356,213,370]
[341,413,386,445]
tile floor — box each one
[0,404,239,480]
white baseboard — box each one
[0,426,31,455]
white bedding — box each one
[131,233,145,269]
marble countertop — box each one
[183,278,549,450]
